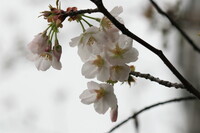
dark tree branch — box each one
[90,0,200,99]
[62,8,99,18]
[130,71,184,89]
[149,0,200,53]
[108,96,197,133]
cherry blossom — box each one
[27,34,62,71]
[100,6,123,32]
[69,26,103,62]
[110,64,130,82]
[106,34,139,65]
[27,2,141,122]
[27,33,49,54]
[79,81,118,115]
[81,53,110,82]
[33,52,62,71]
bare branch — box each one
[90,0,200,99]
[61,8,99,18]
[108,96,197,133]
[149,0,200,53]
[130,71,185,89]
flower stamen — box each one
[40,53,53,61]
[109,44,127,58]
[95,87,106,99]
[92,55,104,67]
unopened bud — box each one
[53,44,62,61]
[110,105,118,122]
[45,41,52,52]
[66,7,80,21]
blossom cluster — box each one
[27,33,62,71]
[70,7,138,121]
[27,4,64,71]
[27,3,139,122]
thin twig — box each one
[90,0,200,99]
[108,96,197,133]
[149,0,200,53]
[130,71,185,88]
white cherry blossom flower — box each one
[95,30,120,47]
[27,33,48,54]
[69,26,103,62]
[34,52,52,71]
[100,6,123,32]
[81,53,110,82]
[110,64,130,82]
[79,81,118,115]
[106,34,139,65]
[34,52,62,71]
[27,33,62,71]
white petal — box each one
[78,45,92,62]
[99,83,117,109]
[110,65,130,82]
[34,57,51,71]
[27,33,48,54]
[69,36,81,47]
[105,92,118,109]
[87,81,100,90]
[115,16,124,24]
[92,31,106,44]
[52,57,62,70]
[123,47,139,63]
[118,34,133,49]
[110,6,123,17]
[97,66,110,82]
[100,83,114,93]
[79,89,97,104]
[27,42,40,54]
[107,56,125,65]
[81,34,91,46]
[26,51,38,61]
[94,98,109,114]
[81,61,98,79]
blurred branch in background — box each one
[149,0,200,53]
[108,96,197,133]
[143,0,200,132]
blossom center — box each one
[95,87,106,99]
[40,53,52,61]
[111,65,123,73]
[92,55,104,67]
[109,44,127,58]
[101,17,112,29]
[87,36,95,46]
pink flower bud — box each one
[110,105,118,122]
[53,45,62,61]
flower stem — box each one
[50,24,56,41]
[82,14,101,22]
[81,18,93,27]
[78,20,86,32]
